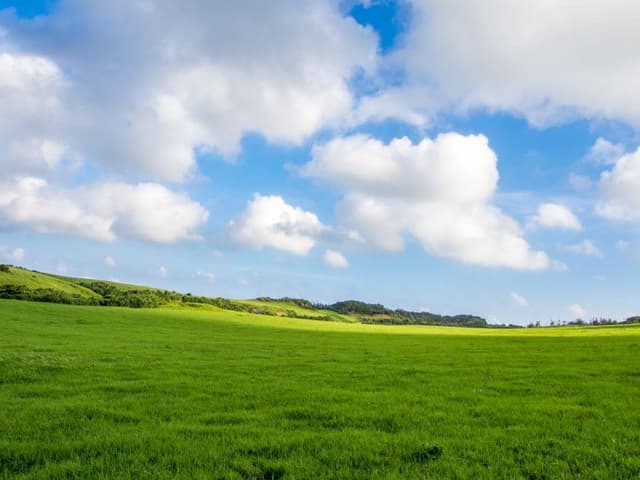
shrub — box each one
[0,284,99,305]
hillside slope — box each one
[0,264,483,326]
[0,265,353,320]
[0,265,101,302]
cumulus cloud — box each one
[229,194,326,256]
[585,138,625,165]
[1,0,377,182]
[566,239,603,258]
[0,177,208,243]
[510,292,529,308]
[529,203,582,231]
[303,133,549,269]
[0,52,68,176]
[597,146,640,222]
[323,249,349,269]
[0,245,25,262]
[350,86,432,129]
[368,1,640,129]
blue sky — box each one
[1,1,639,324]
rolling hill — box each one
[0,264,487,327]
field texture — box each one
[1,300,639,479]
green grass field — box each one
[1,300,639,479]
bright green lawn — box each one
[1,300,639,479]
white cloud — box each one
[0,177,208,243]
[196,271,216,283]
[529,203,582,231]
[350,86,432,129]
[569,304,587,319]
[0,53,68,176]
[597,146,640,222]
[0,245,25,262]
[158,266,168,278]
[103,256,117,268]
[510,292,529,308]
[229,194,326,256]
[304,133,549,269]
[369,1,640,129]
[323,249,349,269]
[566,239,603,258]
[585,138,625,165]
[1,1,377,182]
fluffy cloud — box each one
[0,53,68,176]
[566,239,603,258]
[0,177,208,243]
[304,133,549,269]
[597,147,640,222]
[585,138,625,165]
[529,203,582,231]
[323,249,349,269]
[0,245,25,262]
[370,1,640,129]
[229,194,326,256]
[510,292,529,308]
[1,0,377,181]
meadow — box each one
[1,300,639,479]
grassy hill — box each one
[0,265,483,327]
[2,265,635,328]
[1,299,639,478]
[0,265,337,315]
[0,265,163,307]
[0,265,101,299]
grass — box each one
[1,300,639,479]
[0,266,357,319]
[234,299,357,322]
[0,268,100,300]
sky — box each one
[1,0,639,325]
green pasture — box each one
[1,300,639,479]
